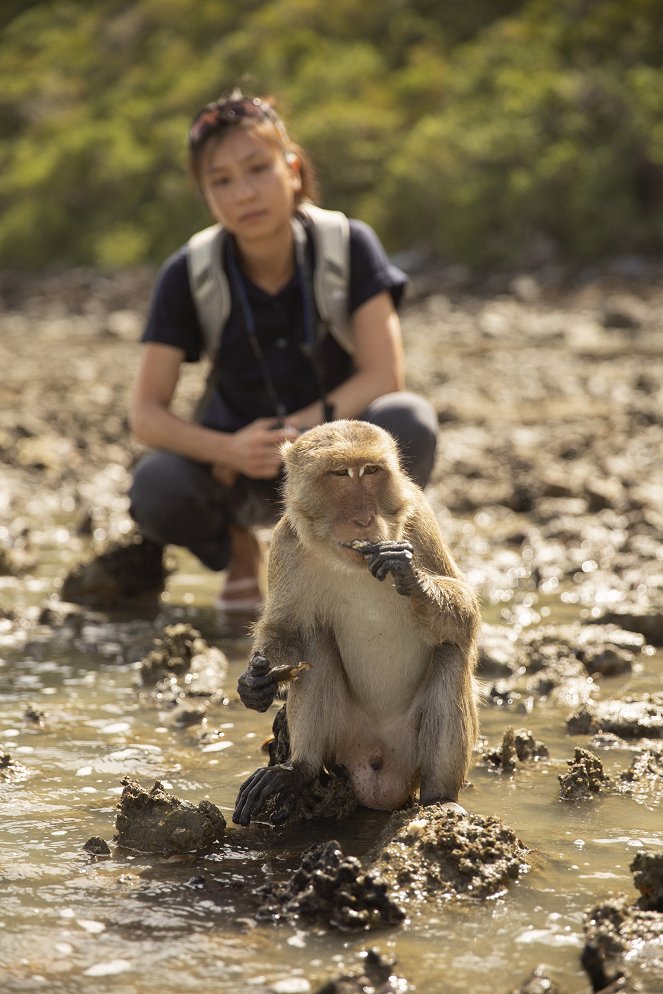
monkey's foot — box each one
[233,763,310,826]
[237,653,278,712]
[352,540,416,596]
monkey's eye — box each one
[360,464,381,476]
[328,468,350,477]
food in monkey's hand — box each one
[237,654,312,712]
[269,661,312,683]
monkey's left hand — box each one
[232,763,311,826]
[354,540,417,596]
[237,652,279,712]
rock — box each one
[114,778,226,853]
[507,966,566,993]
[256,840,404,932]
[138,623,228,699]
[478,624,519,678]
[374,805,530,900]
[170,704,208,727]
[23,703,47,725]
[588,732,628,750]
[313,949,413,993]
[481,727,549,770]
[616,747,663,802]
[631,851,663,912]
[590,606,663,646]
[581,896,663,993]
[600,294,648,330]
[485,624,643,711]
[0,753,30,782]
[61,532,168,609]
[567,695,663,739]
[559,748,609,800]
[522,624,641,680]
[83,836,111,856]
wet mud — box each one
[257,839,405,932]
[2,263,663,992]
[482,623,647,709]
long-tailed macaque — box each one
[233,420,480,826]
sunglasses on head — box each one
[188,97,284,148]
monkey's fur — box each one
[233,420,480,826]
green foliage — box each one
[1,0,662,271]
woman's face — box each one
[199,128,301,246]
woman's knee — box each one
[362,391,438,488]
[129,452,219,541]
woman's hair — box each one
[188,89,318,205]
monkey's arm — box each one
[237,520,309,712]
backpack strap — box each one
[296,202,352,354]
[186,204,352,359]
[186,224,230,360]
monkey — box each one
[233,419,480,826]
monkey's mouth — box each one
[340,539,372,551]
[338,538,382,561]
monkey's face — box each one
[282,421,410,565]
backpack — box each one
[186,202,353,359]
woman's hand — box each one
[220,418,299,480]
[131,344,298,482]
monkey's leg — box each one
[286,633,348,772]
[233,635,347,826]
[416,643,478,806]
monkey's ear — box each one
[280,439,295,463]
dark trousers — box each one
[129,392,438,571]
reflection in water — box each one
[0,549,661,994]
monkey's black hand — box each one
[237,652,279,712]
[355,540,417,596]
[232,763,310,826]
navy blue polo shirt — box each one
[142,217,407,431]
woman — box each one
[129,91,438,612]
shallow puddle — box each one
[1,541,661,994]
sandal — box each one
[216,576,264,614]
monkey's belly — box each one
[330,579,426,809]
[330,574,432,717]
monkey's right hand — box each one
[237,652,278,712]
[353,539,417,596]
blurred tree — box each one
[0,0,661,270]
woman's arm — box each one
[130,342,296,478]
[287,290,405,429]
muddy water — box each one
[2,537,661,994]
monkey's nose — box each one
[352,512,374,528]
